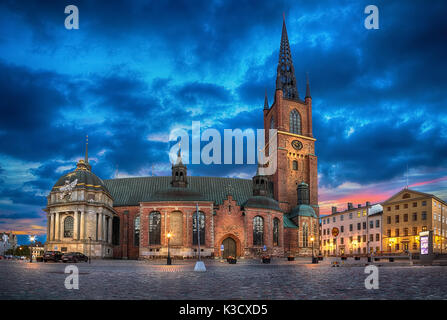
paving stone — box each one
[1,259,446,299]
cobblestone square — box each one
[1,258,447,300]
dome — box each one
[149,187,205,202]
[288,204,317,219]
[52,160,109,194]
[242,196,282,212]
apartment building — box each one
[382,188,447,254]
[321,202,383,256]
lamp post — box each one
[167,232,172,265]
[29,235,35,263]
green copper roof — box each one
[52,166,109,194]
[104,176,263,207]
[283,215,298,228]
[242,196,281,212]
[288,204,317,219]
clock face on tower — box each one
[291,140,303,150]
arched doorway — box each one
[222,237,236,258]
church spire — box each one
[305,73,311,99]
[276,15,299,101]
[264,89,269,110]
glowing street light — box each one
[29,235,36,263]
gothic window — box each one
[253,216,264,246]
[273,218,279,246]
[292,160,298,170]
[149,211,161,245]
[270,116,275,130]
[290,109,301,134]
[134,215,140,247]
[192,211,205,245]
[302,223,309,247]
[64,216,74,238]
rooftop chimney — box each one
[358,204,361,208]
[331,206,337,214]
[366,201,371,206]
[347,202,353,210]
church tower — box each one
[264,17,319,216]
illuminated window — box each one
[149,211,161,245]
[302,223,309,247]
[253,216,264,246]
[273,218,280,246]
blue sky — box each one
[0,0,446,243]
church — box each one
[44,18,320,259]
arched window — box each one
[253,216,264,246]
[302,223,309,247]
[273,218,279,246]
[292,160,298,170]
[149,211,161,245]
[193,211,205,245]
[290,109,301,134]
[134,215,140,247]
[64,216,74,238]
[270,116,275,130]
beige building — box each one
[321,202,383,256]
[381,188,447,254]
[44,156,116,258]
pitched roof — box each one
[104,176,257,207]
[382,188,447,206]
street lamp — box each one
[167,232,172,265]
[29,235,36,263]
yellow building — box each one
[382,188,447,254]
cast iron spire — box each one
[276,15,299,101]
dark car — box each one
[43,251,63,262]
[62,252,88,263]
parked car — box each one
[43,251,63,262]
[62,252,88,263]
